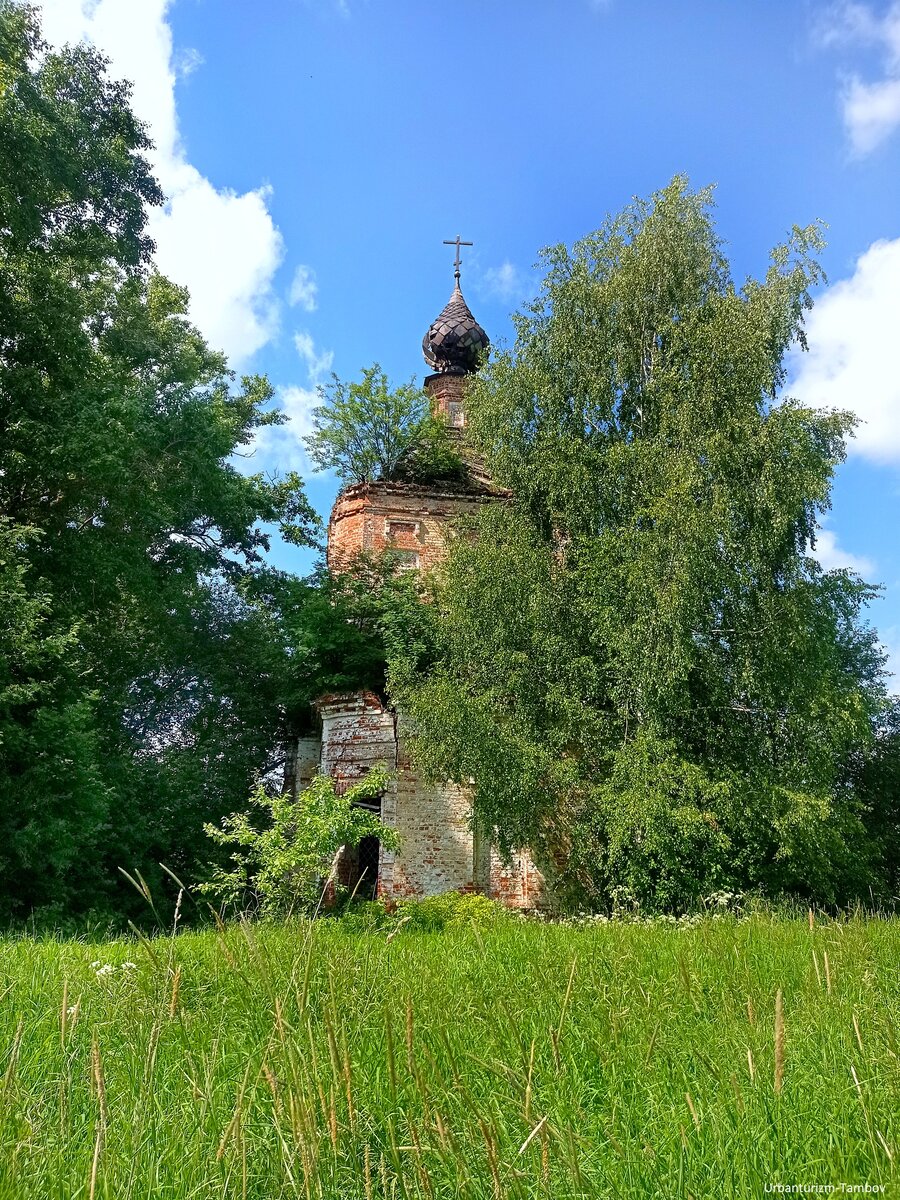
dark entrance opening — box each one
[337,795,382,901]
[347,835,380,901]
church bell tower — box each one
[299,240,541,908]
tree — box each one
[242,559,433,801]
[0,4,319,923]
[393,179,891,911]
[304,364,461,484]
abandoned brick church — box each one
[291,246,542,908]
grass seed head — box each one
[168,967,181,1019]
[774,989,785,1095]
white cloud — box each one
[818,2,888,49]
[36,0,283,366]
[789,237,900,463]
[294,332,334,383]
[289,265,318,312]
[280,385,320,445]
[252,332,334,473]
[173,46,203,79]
[475,260,532,306]
[842,74,900,153]
[818,1,900,153]
[479,261,522,302]
[253,385,321,472]
[810,527,875,575]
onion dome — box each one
[422,283,489,375]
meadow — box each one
[0,909,898,1199]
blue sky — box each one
[37,0,900,679]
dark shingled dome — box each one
[422,284,489,375]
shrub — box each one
[396,891,507,932]
[199,768,401,918]
[331,899,394,934]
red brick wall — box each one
[326,481,493,573]
[424,372,467,427]
[312,369,543,909]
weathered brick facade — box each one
[326,478,496,575]
[302,275,543,909]
[304,691,540,906]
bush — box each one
[395,891,507,932]
[331,899,394,934]
[199,768,400,918]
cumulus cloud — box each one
[789,237,900,463]
[810,527,876,576]
[250,385,319,474]
[251,380,321,474]
[251,384,320,473]
[842,75,900,153]
[37,0,283,366]
[817,1,900,153]
[289,265,319,312]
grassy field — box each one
[0,911,898,1198]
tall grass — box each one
[0,912,897,1197]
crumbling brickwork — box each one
[426,372,467,427]
[309,692,542,907]
[326,479,496,574]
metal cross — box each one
[443,235,473,283]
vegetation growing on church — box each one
[304,364,464,484]
[394,180,900,911]
[200,767,400,917]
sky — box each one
[33,0,900,681]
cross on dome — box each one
[443,235,473,284]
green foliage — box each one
[249,558,435,736]
[395,178,891,911]
[200,769,401,918]
[328,897,394,933]
[395,890,508,931]
[0,915,898,1195]
[0,3,320,923]
[854,699,900,896]
[303,363,462,484]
